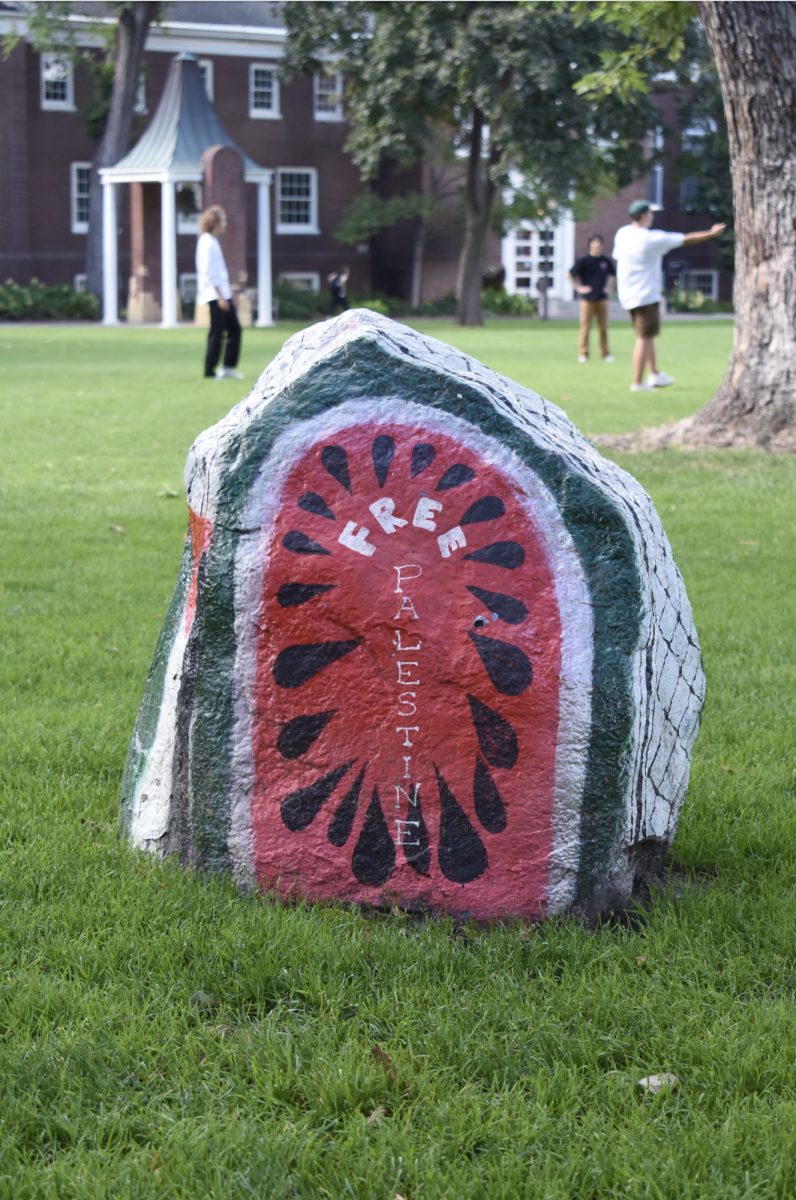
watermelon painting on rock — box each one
[121,312,705,920]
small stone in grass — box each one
[638,1073,678,1094]
[190,990,219,1012]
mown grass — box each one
[1,321,795,1199]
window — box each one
[278,272,320,293]
[179,274,197,304]
[647,126,664,210]
[134,72,147,115]
[198,60,214,101]
[73,274,87,293]
[507,226,558,298]
[176,183,201,235]
[314,73,343,121]
[680,270,717,299]
[70,163,91,234]
[276,169,319,234]
[249,63,280,118]
[41,53,74,111]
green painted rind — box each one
[187,526,237,872]
[120,538,193,836]
[186,336,642,903]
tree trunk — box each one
[455,109,498,327]
[410,217,425,310]
[86,2,158,301]
[683,2,796,449]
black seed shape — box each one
[328,763,366,847]
[402,787,431,875]
[460,495,506,526]
[410,442,436,477]
[372,434,396,487]
[435,765,488,884]
[273,640,360,689]
[351,785,395,885]
[277,582,336,608]
[277,710,336,759]
[468,631,533,696]
[462,541,525,569]
[297,491,336,520]
[321,444,352,493]
[467,694,519,769]
[465,585,528,626]
[282,530,331,556]
[281,760,354,832]
[436,463,476,491]
[473,756,507,833]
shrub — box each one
[273,282,323,321]
[0,278,99,321]
[352,297,390,315]
[667,285,733,315]
[481,287,537,317]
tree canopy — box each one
[282,1,658,323]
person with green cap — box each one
[612,200,726,392]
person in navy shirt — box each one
[567,235,616,363]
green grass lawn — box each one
[2,320,796,1199]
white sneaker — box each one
[216,367,244,380]
[578,356,588,363]
[603,355,614,362]
[650,370,674,387]
[630,382,655,392]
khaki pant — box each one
[579,299,610,359]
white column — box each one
[255,180,274,327]
[160,180,178,329]
[102,180,118,326]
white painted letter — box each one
[397,691,417,716]
[394,818,420,847]
[393,630,421,651]
[339,520,376,558]
[393,595,418,620]
[397,663,419,685]
[369,496,408,535]
[437,525,467,558]
[396,725,419,746]
[394,564,422,593]
[413,496,443,531]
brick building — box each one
[0,0,729,318]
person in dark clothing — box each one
[567,235,616,362]
[328,266,350,316]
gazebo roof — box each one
[100,52,270,184]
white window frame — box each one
[70,162,91,234]
[681,269,718,299]
[134,72,147,115]
[73,274,87,294]
[313,72,344,122]
[41,53,75,111]
[276,168,319,235]
[179,273,198,304]
[176,182,201,235]
[249,62,281,119]
[278,272,321,293]
[198,59,214,101]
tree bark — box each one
[410,217,425,310]
[682,3,796,449]
[455,109,498,327]
[85,2,158,301]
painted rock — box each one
[121,312,705,919]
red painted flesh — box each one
[251,422,562,918]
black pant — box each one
[204,299,241,377]
[329,291,348,316]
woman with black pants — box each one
[196,206,243,380]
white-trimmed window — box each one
[134,72,147,115]
[249,63,280,119]
[70,162,91,234]
[73,274,87,293]
[176,182,201,235]
[276,168,319,235]
[198,60,214,101]
[41,53,74,111]
[179,274,198,305]
[680,270,718,299]
[278,272,320,293]
[313,73,343,121]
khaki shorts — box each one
[629,302,660,338]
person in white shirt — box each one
[196,206,243,380]
[613,199,726,392]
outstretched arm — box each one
[681,223,727,247]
